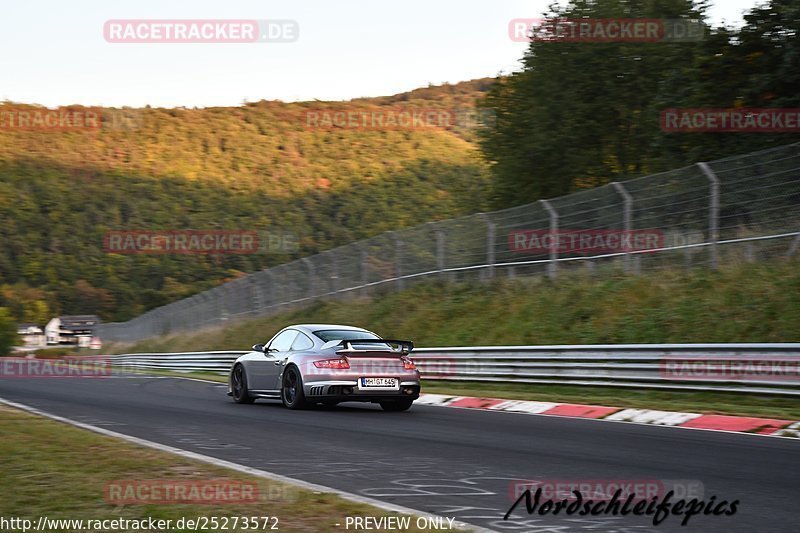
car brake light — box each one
[402,356,417,370]
[313,358,350,369]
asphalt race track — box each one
[1,375,798,532]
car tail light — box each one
[313,357,350,369]
[402,356,417,370]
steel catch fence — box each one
[99,143,800,342]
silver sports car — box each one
[228,324,420,411]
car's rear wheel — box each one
[379,399,414,412]
[281,366,308,410]
[231,364,255,404]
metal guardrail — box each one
[109,343,800,396]
[110,351,246,373]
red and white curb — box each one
[416,394,799,438]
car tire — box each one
[379,399,414,412]
[231,364,255,404]
[281,366,309,410]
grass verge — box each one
[113,259,800,355]
[0,404,466,532]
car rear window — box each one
[313,329,380,342]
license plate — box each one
[360,377,399,389]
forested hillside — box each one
[0,79,493,324]
[480,0,800,206]
[2,0,798,340]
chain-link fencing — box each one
[99,143,800,342]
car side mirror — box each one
[252,343,265,352]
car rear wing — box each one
[324,339,414,355]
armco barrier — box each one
[109,343,800,396]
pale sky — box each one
[0,0,759,108]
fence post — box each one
[788,234,800,257]
[195,294,207,327]
[360,247,369,288]
[231,280,245,318]
[220,285,230,323]
[697,162,720,270]
[250,277,263,314]
[326,250,338,295]
[435,227,446,278]
[479,213,496,279]
[540,199,558,279]
[265,270,275,309]
[611,181,637,274]
[302,258,315,299]
[393,232,405,290]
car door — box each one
[254,328,298,391]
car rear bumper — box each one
[303,379,420,402]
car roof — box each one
[291,324,372,335]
